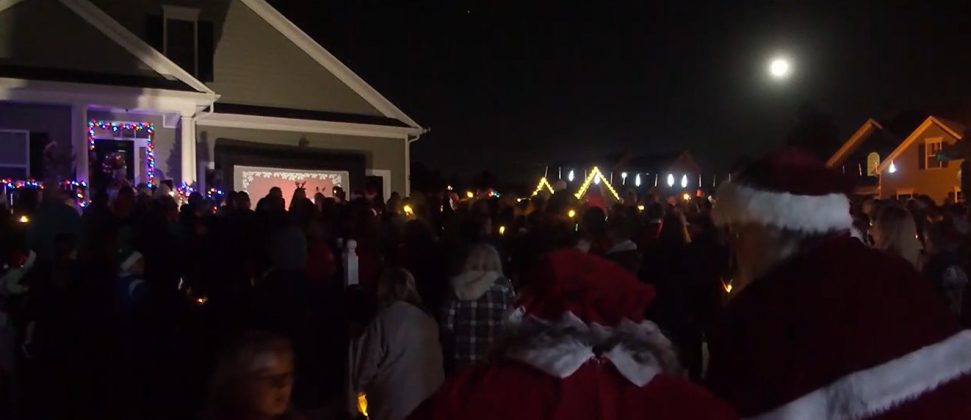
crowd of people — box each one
[1,148,971,419]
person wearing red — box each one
[707,149,971,419]
[409,249,736,420]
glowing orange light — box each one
[682,193,691,201]
[17,215,29,223]
[466,191,474,199]
[196,296,208,305]
[568,209,576,219]
[357,392,369,417]
[498,225,506,236]
[637,204,645,211]
[403,204,414,217]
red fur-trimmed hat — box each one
[517,248,655,326]
[714,148,855,234]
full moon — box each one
[769,58,791,79]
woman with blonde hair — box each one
[352,268,443,420]
[871,203,922,268]
[442,243,515,372]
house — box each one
[0,0,423,206]
[827,116,965,203]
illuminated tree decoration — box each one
[531,176,555,196]
[574,166,620,201]
[88,120,156,187]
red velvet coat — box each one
[409,358,735,420]
[707,234,971,419]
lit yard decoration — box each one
[666,173,675,187]
[88,120,156,187]
[498,225,506,236]
[574,166,620,201]
[680,174,688,189]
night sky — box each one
[270,1,971,182]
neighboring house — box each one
[828,116,965,203]
[0,0,422,204]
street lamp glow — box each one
[769,57,790,79]
[568,169,575,182]
[635,174,641,187]
[680,174,688,189]
[666,174,675,187]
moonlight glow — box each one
[769,57,791,79]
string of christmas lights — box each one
[573,166,620,201]
[2,178,89,208]
[531,177,555,196]
[87,120,156,187]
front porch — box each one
[0,77,215,202]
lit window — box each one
[925,138,944,169]
[866,152,880,176]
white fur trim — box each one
[504,310,675,386]
[714,182,852,234]
[607,239,638,254]
[748,330,971,420]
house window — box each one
[925,138,944,169]
[0,130,29,179]
[163,5,200,77]
[866,152,880,176]
[147,7,214,81]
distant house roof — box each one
[876,116,966,173]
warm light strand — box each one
[531,177,555,196]
[574,166,621,201]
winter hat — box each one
[506,249,676,385]
[714,148,855,234]
[516,248,655,325]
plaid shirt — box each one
[442,276,515,371]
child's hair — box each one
[209,331,293,408]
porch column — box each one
[180,114,197,186]
[72,104,89,183]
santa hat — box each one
[505,249,678,386]
[714,148,855,234]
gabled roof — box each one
[238,0,421,130]
[826,118,884,167]
[58,0,215,95]
[876,116,966,172]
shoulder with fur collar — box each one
[500,310,680,387]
